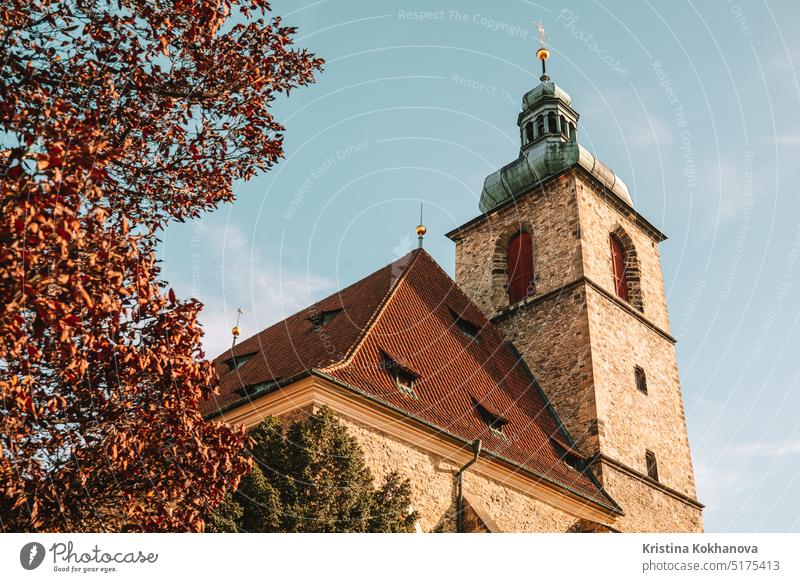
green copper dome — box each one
[522,81,572,109]
[479,143,632,213]
[479,79,633,213]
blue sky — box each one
[160,1,800,532]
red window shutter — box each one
[610,234,629,301]
[507,233,534,303]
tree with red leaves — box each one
[0,1,322,531]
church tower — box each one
[446,45,703,532]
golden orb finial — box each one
[231,307,243,347]
[416,224,427,237]
[533,20,550,81]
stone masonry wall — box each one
[453,172,583,317]
[574,173,698,500]
[586,287,698,499]
[452,167,702,531]
[575,176,671,332]
[599,464,703,532]
[494,289,598,454]
[452,172,600,453]
[337,414,582,533]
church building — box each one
[202,47,704,533]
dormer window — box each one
[381,352,418,399]
[449,308,481,342]
[471,398,508,437]
[237,378,281,398]
[224,352,256,373]
[551,438,583,472]
[307,308,342,330]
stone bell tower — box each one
[445,45,703,532]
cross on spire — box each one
[535,20,546,47]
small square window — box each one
[395,368,417,398]
[449,308,481,342]
[225,352,255,373]
[645,450,659,481]
[237,378,281,398]
[551,439,583,472]
[471,398,508,437]
[381,352,418,399]
[307,308,342,330]
[634,366,648,394]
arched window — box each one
[560,115,568,137]
[610,233,629,301]
[535,115,544,137]
[524,121,534,143]
[547,111,558,134]
[507,232,534,304]
[569,122,576,142]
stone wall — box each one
[453,173,583,317]
[337,414,582,533]
[494,288,599,454]
[575,176,671,332]
[585,287,698,499]
[598,463,703,532]
[451,166,703,531]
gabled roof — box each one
[203,250,619,512]
[207,253,405,410]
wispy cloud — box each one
[768,45,800,76]
[693,153,760,233]
[693,439,800,521]
[625,116,673,149]
[178,221,333,359]
[731,440,800,457]
[694,457,752,513]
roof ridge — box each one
[217,250,421,363]
[416,250,486,318]
[320,249,423,373]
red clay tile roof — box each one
[205,253,409,411]
[204,250,618,511]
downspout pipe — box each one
[455,439,482,533]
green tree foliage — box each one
[208,408,418,532]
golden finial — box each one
[231,307,243,347]
[416,203,426,249]
[533,20,550,81]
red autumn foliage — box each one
[0,1,322,531]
